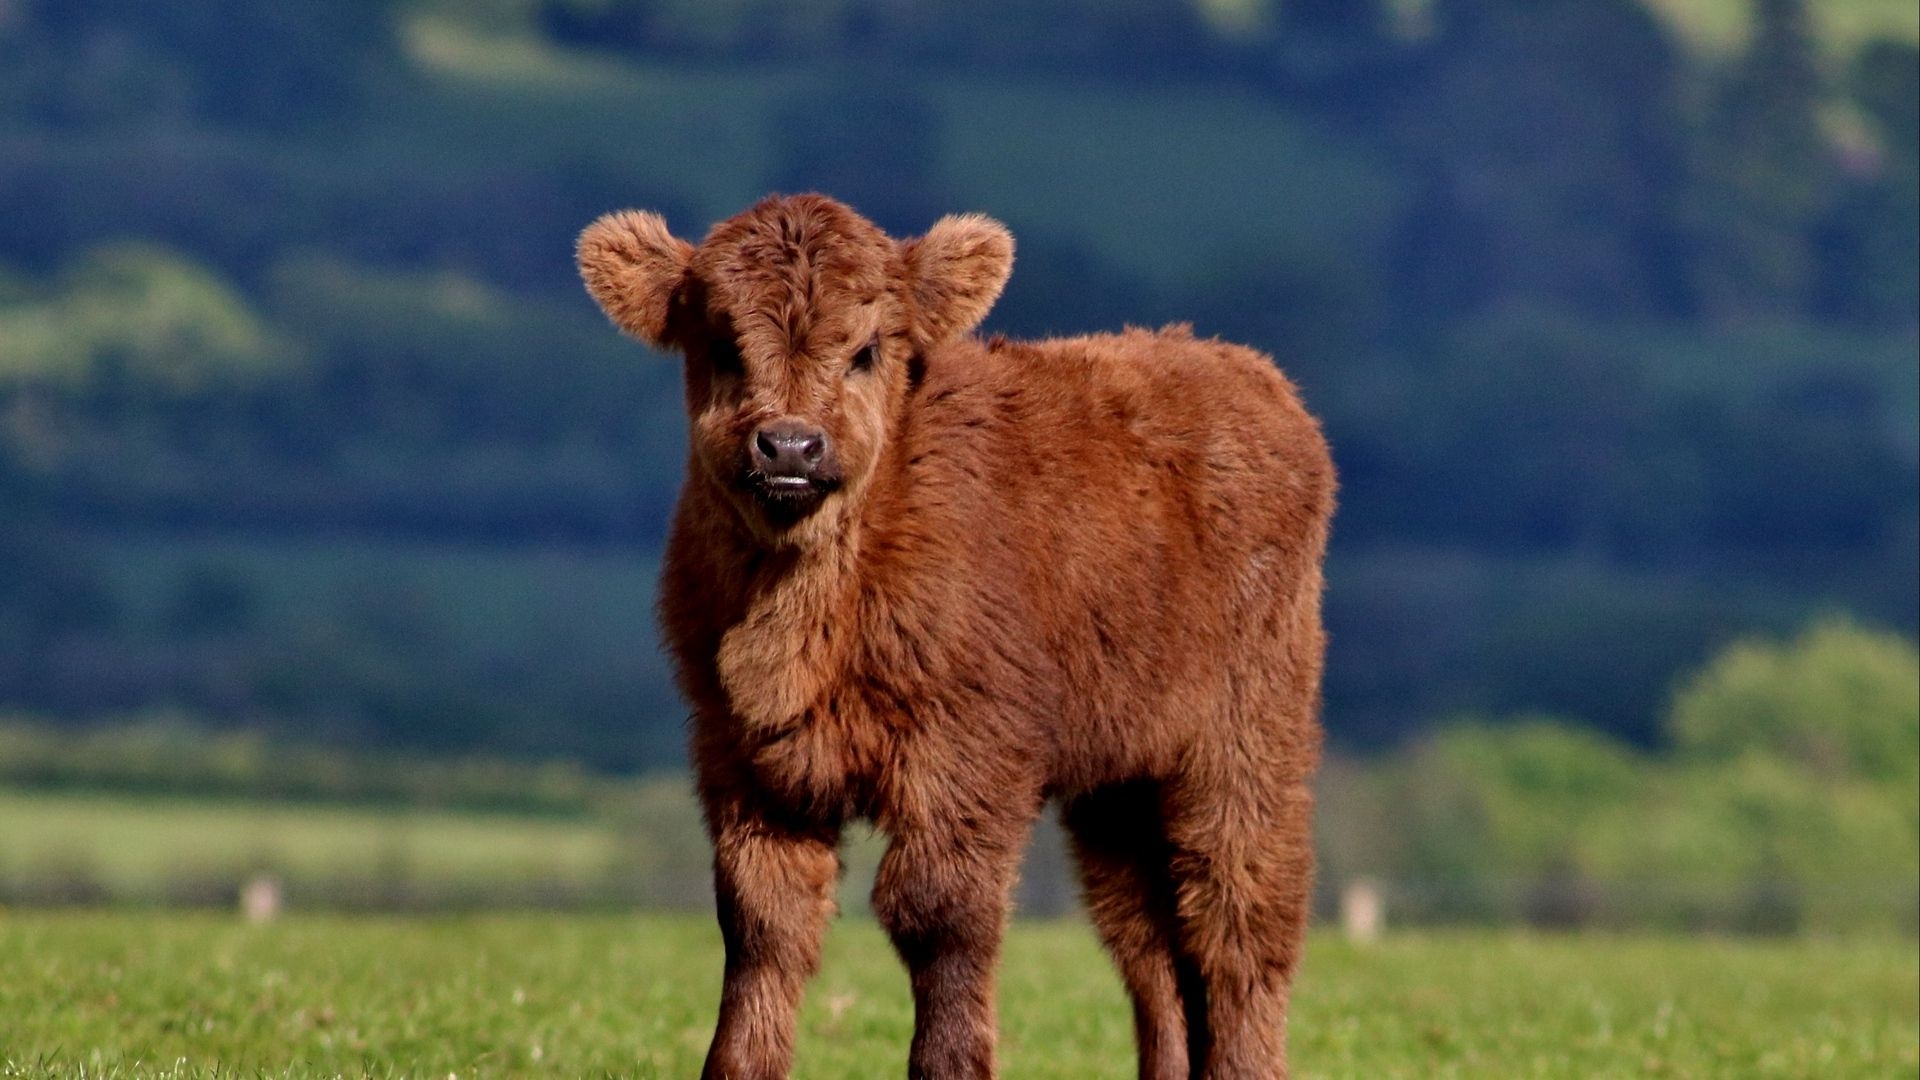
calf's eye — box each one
[709,337,744,377]
[849,339,879,374]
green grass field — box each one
[0,914,1911,1078]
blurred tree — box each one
[1430,721,1643,866]
[537,0,673,55]
[991,231,1164,340]
[540,0,1218,74]
[1318,664,1919,932]
[763,78,946,237]
[1670,617,1920,783]
[1336,309,1916,572]
[539,0,852,61]
[1057,0,1218,77]
[1577,750,1913,934]
[1338,719,1643,923]
[1177,243,1380,402]
[1259,0,1410,110]
[0,243,288,390]
[0,5,192,128]
[17,0,402,129]
[0,244,287,393]
[161,564,260,638]
[1812,38,1920,329]
[0,523,118,640]
[0,0,1913,772]
[1387,0,1690,321]
[1684,0,1839,321]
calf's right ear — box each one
[902,213,1014,349]
[576,210,693,350]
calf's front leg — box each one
[872,820,1031,1080]
[702,815,841,1080]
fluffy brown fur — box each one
[577,194,1335,1080]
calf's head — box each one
[578,194,1013,547]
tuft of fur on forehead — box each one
[691,194,898,353]
[578,195,1016,359]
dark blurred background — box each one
[0,0,1914,929]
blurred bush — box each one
[1671,617,1920,782]
[0,244,288,391]
[4,616,1909,930]
[1319,617,1920,933]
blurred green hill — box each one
[0,0,1914,766]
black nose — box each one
[751,419,829,478]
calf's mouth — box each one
[744,469,840,522]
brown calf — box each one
[577,194,1334,1079]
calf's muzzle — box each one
[750,418,832,487]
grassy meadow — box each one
[0,791,621,903]
[0,913,1913,1079]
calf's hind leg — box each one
[1164,774,1315,1080]
[1063,783,1200,1080]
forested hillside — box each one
[1,0,1914,767]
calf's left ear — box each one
[577,210,693,350]
[902,213,1014,349]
